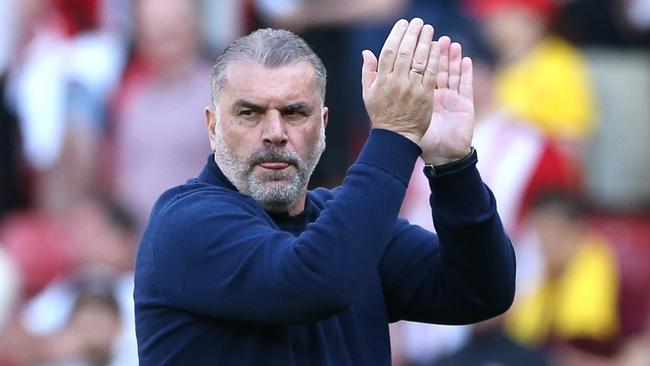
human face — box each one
[481,6,545,63]
[136,0,199,76]
[206,61,328,215]
[531,210,581,277]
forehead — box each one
[220,61,321,105]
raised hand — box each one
[419,37,475,165]
[361,18,438,144]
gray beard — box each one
[213,123,325,213]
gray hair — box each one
[210,28,327,107]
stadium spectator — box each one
[466,0,596,165]
[5,0,125,212]
[107,0,211,229]
[13,196,138,366]
[505,191,640,364]
[395,54,579,366]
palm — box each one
[418,39,475,165]
[420,87,474,162]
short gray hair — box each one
[210,28,327,107]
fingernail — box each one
[411,18,424,26]
[423,24,433,34]
[397,19,408,28]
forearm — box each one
[381,151,516,324]
[428,151,516,322]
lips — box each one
[258,162,291,170]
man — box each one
[134,18,516,365]
[111,0,211,229]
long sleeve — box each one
[142,129,421,325]
[380,151,516,324]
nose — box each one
[262,110,288,147]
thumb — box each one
[361,50,378,91]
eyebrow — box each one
[232,99,265,113]
[232,99,314,115]
[280,102,313,115]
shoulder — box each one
[150,179,261,228]
[140,180,270,269]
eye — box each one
[283,108,308,120]
[239,109,254,117]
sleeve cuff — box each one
[430,147,476,175]
[426,149,493,218]
[356,129,422,186]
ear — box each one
[322,106,329,129]
[205,107,216,150]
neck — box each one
[287,193,307,216]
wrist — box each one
[371,127,422,144]
[423,147,477,178]
[422,146,474,166]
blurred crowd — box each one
[0,0,648,365]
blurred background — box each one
[0,0,648,365]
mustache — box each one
[248,147,300,169]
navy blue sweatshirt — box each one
[134,129,516,365]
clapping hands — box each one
[362,18,475,165]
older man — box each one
[134,18,515,365]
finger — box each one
[377,19,409,75]
[393,18,425,75]
[409,24,434,83]
[423,40,440,90]
[448,42,462,92]
[459,57,474,101]
[361,50,378,90]
[436,36,451,89]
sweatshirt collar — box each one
[198,154,239,191]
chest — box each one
[285,274,391,365]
